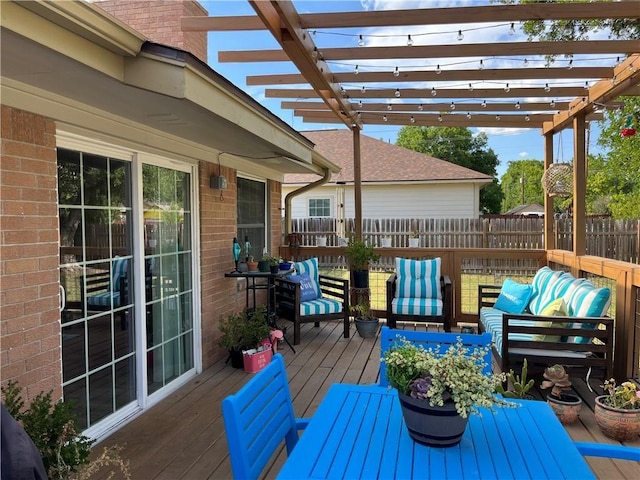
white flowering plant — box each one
[382,337,517,418]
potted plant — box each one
[496,358,535,400]
[594,378,640,441]
[540,364,582,424]
[316,235,327,247]
[344,235,380,288]
[382,337,514,447]
[409,230,420,247]
[219,308,271,368]
[262,254,280,274]
[351,300,379,338]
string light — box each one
[496,114,501,120]
[584,81,589,89]
[566,59,573,70]
[504,83,510,93]
[435,64,442,75]
[361,86,366,93]
[457,30,464,41]
[509,23,516,35]
[410,115,416,123]
[544,83,551,92]
[438,114,443,122]
[479,59,484,70]
[515,101,521,110]
[550,99,556,108]
[468,83,474,92]
[525,114,530,122]
[358,100,363,108]
[395,88,401,98]
[393,66,400,77]
[358,35,364,47]
[450,102,456,110]
[481,100,487,108]
[431,87,437,96]
[523,58,529,67]
[387,104,392,111]
[383,114,388,122]
[407,35,414,46]
[466,112,472,119]
[418,104,424,111]
[354,64,359,75]
[340,87,347,97]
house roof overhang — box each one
[0,0,340,176]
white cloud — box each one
[477,127,535,136]
[519,151,528,157]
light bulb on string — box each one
[438,114,443,122]
[584,81,589,90]
[418,104,424,111]
[525,114,530,122]
[407,35,413,46]
[383,114,387,122]
[550,99,556,108]
[361,86,366,93]
[395,88,401,98]
[504,83,510,93]
[523,58,529,67]
[387,104,392,111]
[509,23,516,35]
[566,59,573,70]
[544,83,551,92]
[450,102,456,110]
[457,30,464,41]
[435,64,442,75]
[466,112,472,119]
[431,87,437,96]
[340,87,346,97]
[354,64,359,75]
[358,35,364,47]
[515,101,521,110]
[468,83,474,92]
[481,100,487,108]
[496,114,501,120]
[479,59,484,70]
[358,100,363,108]
[410,115,415,123]
[393,66,400,77]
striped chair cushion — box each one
[529,268,567,314]
[479,307,536,355]
[88,291,121,308]
[299,298,342,316]
[391,297,443,316]
[394,257,441,300]
[112,256,128,290]
[567,281,611,344]
[293,257,322,299]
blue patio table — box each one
[276,384,595,480]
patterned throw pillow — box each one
[293,257,323,299]
[286,272,318,302]
[494,278,533,314]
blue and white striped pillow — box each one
[293,257,322,299]
[394,257,441,300]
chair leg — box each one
[343,313,350,339]
[387,316,396,329]
[293,320,301,345]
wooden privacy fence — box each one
[289,217,640,264]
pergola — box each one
[184,1,640,377]
[186,0,640,247]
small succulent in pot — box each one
[541,364,573,398]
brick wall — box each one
[0,106,62,401]
[96,0,208,63]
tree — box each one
[500,159,545,212]
[396,126,503,213]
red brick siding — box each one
[96,0,208,63]
[0,106,62,401]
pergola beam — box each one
[219,40,638,63]
[283,101,573,112]
[183,2,638,31]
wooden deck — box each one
[93,320,640,479]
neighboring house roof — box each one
[504,203,545,215]
[284,129,493,184]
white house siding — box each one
[283,182,481,220]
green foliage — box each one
[500,159,545,212]
[2,381,95,479]
[396,126,502,213]
[218,307,271,351]
[601,379,640,410]
[382,338,513,418]
[496,358,535,399]
[344,235,380,270]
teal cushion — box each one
[286,272,318,302]
[528,267,564,314]
[391,297,443,316]
[293,258,322,299]
[567,281,611,318]
[494,278,533,314]
[299,298,342,316]
[394,257,441,300]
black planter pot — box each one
[228,349,244,369]
[398,393,469,447]
[353,270,369,288]
[258,260,270,272]
[355,317,380,338]
[270,264,280,274]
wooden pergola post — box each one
[353,127,363,240]
[543,132,555,252]
[573,113,587,258]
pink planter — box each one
[243,347,272,373]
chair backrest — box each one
[292,257,322,299]
[222,354,300,480]
[394,257,442,300]
[379,326,493,387]
[111,256,128,291]
[574,442,640,461]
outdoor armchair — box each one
[386,257,452,331]
[274,258,349,345]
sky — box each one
[202,0,611,178]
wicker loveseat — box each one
[478,267,614,380]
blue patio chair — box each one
[221,353,310,480]
[574,442,640,461]
[379,326,493,387]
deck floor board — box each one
[91,320,639,480]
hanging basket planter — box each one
[542,163,573,197]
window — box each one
[237,177,266,260]
[309,198,331,217]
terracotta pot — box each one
[398,393,469,447]
[546,393,582,424]
[246,261,259,272]
[594,395,640,442]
